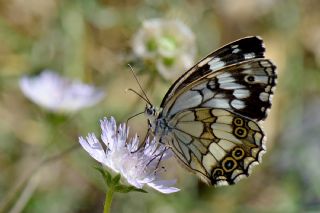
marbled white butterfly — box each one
[144,36,277,186]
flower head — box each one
[79,117,180,194]
[132,18,196,80]
[19,70,104,113]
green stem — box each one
[103,186,115,213]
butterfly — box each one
[144,36,277,186]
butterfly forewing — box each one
[161,36,266,108]
[162,59,276,121]
[167,108,265,186]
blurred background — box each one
[1,0,320,212]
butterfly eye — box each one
[146,107,153,116]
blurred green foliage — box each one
[1,0,320,212]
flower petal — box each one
[79,134,107,165]
[131,18,196,80]
[101,117,117,149]
[147,180,180,194]
[80,117,180,193]
[20,70,104,113]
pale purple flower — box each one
[19,70,104,113]
[79,117,180,194]
[132,18,196,80]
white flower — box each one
[19,70,104,113]
[132,18,196,80]
[79,117,180,194]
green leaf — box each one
[94,166,106,178]
[131,188,147,193]
[114,185,131,193]
[104,170,112,186]
[111,174,121,185]
[94,166,112,186]
[114,185,147,193]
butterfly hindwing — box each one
[167,108,265,186]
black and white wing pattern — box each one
[162,58,276,121]
[161,37,265,107]
[152,36,277,186]
[166,108,265,186]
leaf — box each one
[114,184,147,193]
[104,170,112,186]
[94,166,106,178]
[111,174,121,185]
[94,166,112,186]
[131,187,147,193]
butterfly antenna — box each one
[128,64,152,105]
[126,111,145,127]
[126,88,150,105]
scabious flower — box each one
[132,18,196,80]
[79,117,180,194]
[19,70,104,113]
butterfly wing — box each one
[166,108,265,186]
[161,58,276,121]
[154,36,277,186]
[161,36,266,109]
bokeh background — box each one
[1,0,320,212]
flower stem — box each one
[103,186,115,213]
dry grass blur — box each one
[1,0,320,212]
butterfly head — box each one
[144,104,159,120]
[145,104,161,130]
[145,104,157,117]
